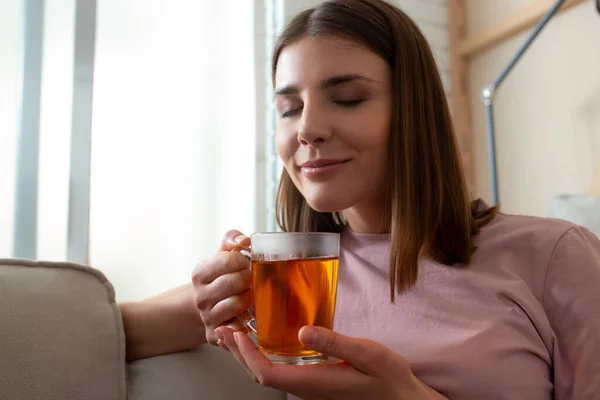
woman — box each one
[120,0,600,399]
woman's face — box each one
[275,35,392,221]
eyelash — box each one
[280,99,366,118]
[281,109,300,118]
[334,99,365,107]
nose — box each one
[297,101,332,147]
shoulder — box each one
[476,211,580,257]
[539,221,600,306]
[481,210,600,271]
[527,217,600,396]
[471,211,599,298]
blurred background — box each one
[1,0,599,301]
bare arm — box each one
[120,231,251,362]
[119,283,206,362]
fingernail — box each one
[233,331,242,345]
[215,329,224,341]
[234,235,248,243]
[300,326,317,346]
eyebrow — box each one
[274,74,374,96]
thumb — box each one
[298,326,399,377]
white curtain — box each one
[0,0,258,301]
[0,0,22,257]
[90,0,257,300]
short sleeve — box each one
[542,225,600,399]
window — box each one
[1,0,263,301]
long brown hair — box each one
[273,0,496,301]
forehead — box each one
[275,35,389,87]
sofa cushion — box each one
[127,344,285,400]
[0,259,126,400]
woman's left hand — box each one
[215,325,447,400]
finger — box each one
[193,251,250,285]
[219,230,251,252]
[233,331,268,383]
[235,331,364,394]
[218,327,256,382]
[217,339,230,351]
[298,326,400,377]
[223,318,248,332]
[209,289,254,327]
[208,310,249,348]
[209,268,252,301]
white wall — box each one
[468,0,600,216]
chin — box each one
[303,193,350,213]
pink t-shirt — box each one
[329,211,600,399]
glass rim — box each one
[251,232,340,237]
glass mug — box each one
[236,232,340,365]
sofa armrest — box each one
[0,258,126,400]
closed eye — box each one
[280,99,365,118]
[334,99,366,107]
[281,107,302,118]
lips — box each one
[298,159,350,179]
[300,159,349,169]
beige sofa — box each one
[0,258,285,400]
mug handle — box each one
[236,248,258,338]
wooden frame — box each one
[460,0,587,58]
[447,0,472,186]
[447,0,590,187]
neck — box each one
[342,198,389,234]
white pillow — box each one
[547,194,600,237]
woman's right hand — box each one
[192,230,252,348]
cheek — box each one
[347,112,390,155]
[275,124,296,162]
[366,106,391,153]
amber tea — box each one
[253,257,338,358]
[236,232,340,364]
